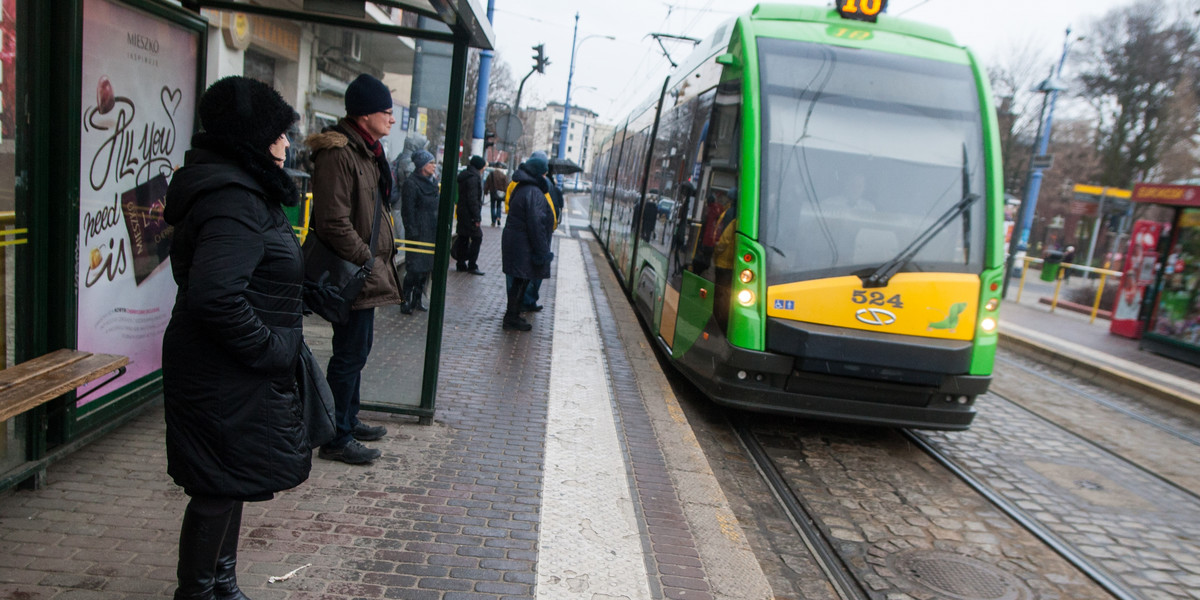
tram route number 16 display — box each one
[836,0,887,22]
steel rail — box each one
[731,416,871,600]
[902,429,1141,600]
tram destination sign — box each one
[836,0,887,22]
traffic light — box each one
[484,130,496,150]
[532,44,549,73]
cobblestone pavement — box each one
[737,414,1113,600]
[991,348,1200,495]
[925,393,1200,600]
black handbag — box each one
[296,341,336,449]
[302,193,383,325]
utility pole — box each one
[1003,28,1074,297]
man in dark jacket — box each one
[484,165,509,227]
[454,155,487,274]
[305,73,401,465]
[501,152,555,331]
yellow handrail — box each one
[1012,255,1122,323]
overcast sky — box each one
[487,0,1139,123]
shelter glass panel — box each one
[0,0,24,476]
[206,9,454,410]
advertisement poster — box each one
[0,0,15,142]
[1110,220,1164,339]
[76,0,198,405]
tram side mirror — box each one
[716,53,739,67]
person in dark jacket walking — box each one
[162,76,309,600]
[400,149,439,312]
[484,165,509,227]
[454,155,487,274]
[501,152,555,331]
[305,73,401,465]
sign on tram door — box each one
[1111,220,1164,339]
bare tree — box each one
[988,38,1054,196]
[455,50,519,166]
[1075,0,1200,188]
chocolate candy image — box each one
[97,76,115,115]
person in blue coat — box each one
[500,152,555,331]
[162,76,309,600]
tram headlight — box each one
[980,316,997,333]
[739,269,754,284]
[737,289,755,306]
[985,298,1000,312]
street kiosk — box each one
[1128,183,1200,367]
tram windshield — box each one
[757,37,987,284]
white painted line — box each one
[537,238,653,600]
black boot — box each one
[174,502,234,600]
[213,502,250,600]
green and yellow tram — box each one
[589,1,1003,430]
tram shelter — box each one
[0,0,492,490]
[1127,182,1200,368]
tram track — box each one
[902,428,1140,600]
[728,388,1200,600]
[731,415,871,600]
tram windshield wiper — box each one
[860,192,980,288]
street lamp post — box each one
[1003,28,1075,297]
[557,14,613,182]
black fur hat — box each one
[198,76,298,153]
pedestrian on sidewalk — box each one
[305,73,401,465]
[1063,245,1076,282]
[162,76,311,600]
[484,163,509,227]
[454,155,487,275]
[501,152,555,331]
[518,171,563,312]
[400,149,439,312]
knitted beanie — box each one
[345,73,392,116]
[412,150,435,170]
[198,76,297,153]
[526,151,549,176]
[469,155,487,170]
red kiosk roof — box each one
[1131,183,1200,207]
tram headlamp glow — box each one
[980,316,997,333]
[985,298,999,311]
[739,269,754,284]
[737,289,755,306]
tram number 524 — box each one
[852,290,904,309]
[836,0,887,22]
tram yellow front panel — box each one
[767,274,980,341]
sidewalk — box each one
[0,226,768,600]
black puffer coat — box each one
[455,167,483,235]
[162,141,310,500]
[401,171,440,274]
[501,166,555,280]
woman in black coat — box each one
[399,149,439,313]
[162,76,308,600]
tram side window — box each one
[707,80,741,170]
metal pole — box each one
[509,69,535,172]
[1003,29,1073,297]
[470,0,496,157]
[557,12,580,186]
[1085,190,1104,271]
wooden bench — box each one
[0,349,129,423]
